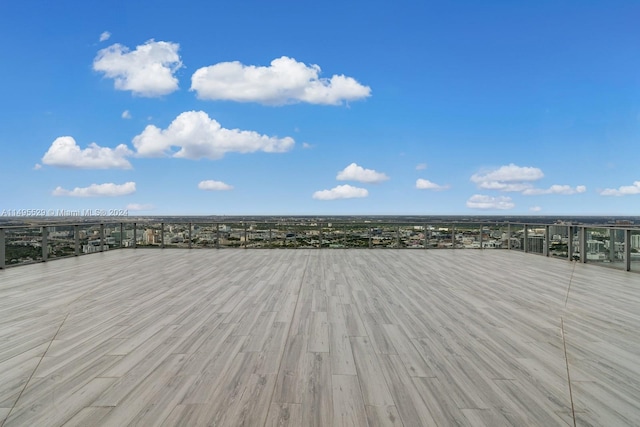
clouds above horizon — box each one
[132,111,295,159]
[471,164,544,192]
[191,56,371,105]
[466,194,515,210]
[522,185,586,195]
[198,180,233,191]
[93,40,182,97]
[99,31,111,42]
[416,179,448,191]
[42,136,133,169]
[313,184,368,200]
[336,163,389,183]
[53,182,136,197]
[600,181,640,196]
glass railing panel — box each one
[245,223,267,248]
[191,223,216,248]
[47,224,76,259]
[218,223,244,248]
[291,223,319,248]
[5,226,44,265]
[455,223,482,249]
[595,228,628,271]
[162,223,190,248]
[527,226,546,255]
[371,224,397,248]
[343,223,370,248]
[631,229,640,272]
[399,224,424,248]
[136,222,163,248]
[428,225,454,248]
[482,223,509,249]
[549,225,569,259]
[103,223,124,249]
[583,227,614,266]
[321,223,343,248]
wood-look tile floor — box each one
[0,249,639,426]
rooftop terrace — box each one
[1,248,639,426]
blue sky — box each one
[1,0,639,216]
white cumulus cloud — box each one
[126,203,154,211]
[313,184,368,200]
[522,185,587,195]
[198,180,233,191]
[122,110,132,119]
[191,56,371,105]
[466,194,515,210]
[471,164,543,192]
[42,136,133,169]
[52,182,136,197]
[336,163,389,183]
[600,181,640,196]
[99,31,111,42]
[93,39,182,97]
[416,179,449,191]
[132,111,294,159]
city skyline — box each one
[1,1,639,215]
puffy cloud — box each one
[126,203,154,211]
[415,163,427,170]
[42,136,133,169]
[600,181,640,196]
[312,184,368,200]
[522,185,587,195]
[122,110,132,119]
[416,179,449,191]
[198,180,233,191]
[466,194,515,210]
[336,163,389,183]
[99,31,111,42]
[132,111,294,159]
[471,164,543,192]
[52,182,136,197]
[93,40,182,97]
[191,56,371,105]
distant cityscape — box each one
[1,216,638,267]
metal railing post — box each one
[268,226,272,248]
[451,225,455,249]
[74,225,80,256]
[609,228,616,262]
[0,229,5,269]
[396,226,400,248]
[133,223,137,248]
[160,223,165,248]
[625,229,631,272]
[507,223,511,250]
[369,227,372,249]
[544,225,550,257]
[244,223,247,249]
[42,226,48,261]
[423,223,428,249]
[319,222,323,249]
[568,226,573,261]
[120,223,123,248]
[216,223,220,249]
[100,223,105,252]
[580,226,587,263]
[188,223,192,249]
[479,224,483,249]
[523,225,529,253]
